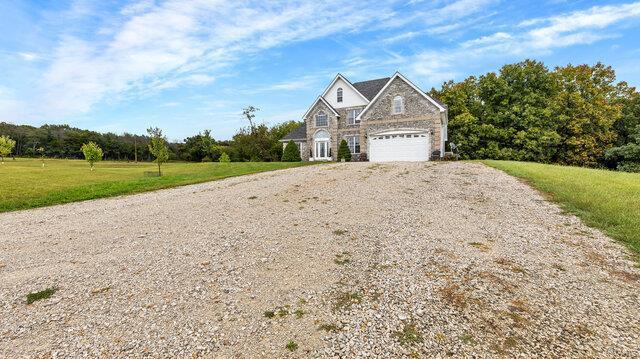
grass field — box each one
[0,158,315,212]
[483,160,640,259]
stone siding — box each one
[301,76,444,161]
[305,100,339,160]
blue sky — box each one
[1,0,639,141]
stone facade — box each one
[299,74,446,161]
[305,100,339,160]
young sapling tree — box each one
[81,142,103,170]
[147,127,170,176]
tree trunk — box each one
[157,162,161,177]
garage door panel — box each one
[368,133,429,162]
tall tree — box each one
[551,63,620,166]
[242,106,259,133]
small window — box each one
[315,111,328,127]
[393,96,403,114]
[337,88,343,103]
[347,136,360,154]
[347,108,361,125]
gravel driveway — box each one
[1,162,639,358]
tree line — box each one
[0,107,301,163]
[429,60,640,171]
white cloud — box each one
[460,32,511,48]
[526,2,640,50]
[18,52,39,61]
[32,0,402,119]
[381,31,423,44]
[409,1,640,85]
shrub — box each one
[282,140,301,162]
[80,142,103,170]
[201,156,212,162]
[337,139,351,162]
[219,152,231,163]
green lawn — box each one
[0,158,315,212]
[482,160,640,259]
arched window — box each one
[314,129,330,140]
[337,88,343,103]
[392,96,403,114]
[315,111,328,126]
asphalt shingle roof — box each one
[281,75,447,141]
[352,77,390,101]
[281,123,306,141]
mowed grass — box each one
[483,160,640,259]
[0,158,315,212]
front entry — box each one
[315,141,329,159]
[312,130,331,161]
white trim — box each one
[345,135,361,154]
[357,72,445,121]
[321,74,370,104]
[302,96,340,120]
[369,128,428,136]
[392,95,404,114]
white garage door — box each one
[368,132,430,162]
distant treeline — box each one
[0,120,301,162]
[429,60,640,170]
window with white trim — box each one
[392,96,403,114]
[347,136,360,154]
[315,111,328,126]
[347,108,361,125]
[337,88,343,103]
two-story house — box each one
[280,72,448,162]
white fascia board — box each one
[321,74,369,104]
[302,96,340,120]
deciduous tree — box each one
[147,127,169,176]
[0,135,16,164]
[81,142,103,170]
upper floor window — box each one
[393,96,404,114]
[347,108,361,125]
[337,88,343,103]
[315,111,328,127]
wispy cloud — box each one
[30,0,401,119]
[409,1,640,85]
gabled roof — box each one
[352,77,390,101]
[357,72,446,121]
[280,123,307,141]
[321,74,370,103]
[302,96,340,119]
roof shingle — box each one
[352,77,390,101]
[281,123,306,141]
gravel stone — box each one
[1,162,638,357]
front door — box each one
[315,141,329,160]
